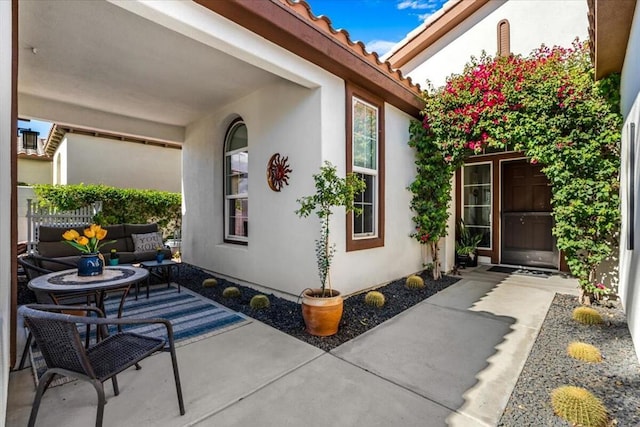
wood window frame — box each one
[346,82,385,251]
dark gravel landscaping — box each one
[176,263,460,351]
[498,293,640,427]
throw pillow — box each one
[131,232,164,252]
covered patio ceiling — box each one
[18,0,283,143]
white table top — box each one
[28,266,149,294]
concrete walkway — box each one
[7,266,579,427]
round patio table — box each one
[28,266,149,320]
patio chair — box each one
[20,304,186,427]
[17,255,96,369]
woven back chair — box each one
[17,255,96,370]
[20,304,185,427]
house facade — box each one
[590,0,640,360]
[387,0,589,271]
[1,0,430,408]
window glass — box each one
[352,98,378,239]
[462,163,491,248]
[224,121,248,242]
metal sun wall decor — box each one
[267,153,292,192]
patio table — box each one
[28,266,149,321]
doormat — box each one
[28,283,250,388]
[487,266,553,278]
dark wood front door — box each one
[501,160,558,268]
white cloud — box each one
[366,40,399,56]
[397,0,439,11]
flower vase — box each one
[156,252,165,263]
[77,253,104,276]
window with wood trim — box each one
[346,83,384,251]
[224,119,248,244]
[497,19,510,57]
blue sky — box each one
[307,0,448,54]
[18,119,53,138]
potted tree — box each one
[455,220,483,268]
[295,161,365,336]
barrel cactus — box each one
[405,275,425,290]
[364,291,385,307]
[567,342,602,363]
[572,307,603,325]
[202,278,218,288]
[250,294,270,309]
[222,286,241,298]
[551,386,608,427]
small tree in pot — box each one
[296,161,366,336]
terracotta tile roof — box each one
[278,0,422,95]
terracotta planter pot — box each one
[301,288,343,336]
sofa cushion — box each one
[131,232,164,252]
[100,238,129,254]
[133,248,172,263]
[103,224,126,239]
[38,241,83,258]
[38,225,86,243]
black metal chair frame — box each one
[17,255,98,370]
[20,304,185,427]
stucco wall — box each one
[17,157,51,185]
[1,0,12,421]
[183,79,423,297]
[60,134,181,192]
[403,0,589,89]
[618,2,640,361]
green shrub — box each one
[222,287,240,298]
[572,307,603,325]
[250,295,270,309]
[405,275,425,290]
[364,291,385,307]
[567,342,602,363]
[202,278,217,288]
[551,386,608,427]
[33,184,181,238]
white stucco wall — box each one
[1,0,12,422]
[59,134,181,192]
[183,78,423,298]
[403,0,589,89]
[618,1,640,361]
[17,158,51,185]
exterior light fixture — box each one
[21,129,39,150]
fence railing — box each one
[26,199,102,252]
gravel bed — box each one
[498,293,640,426]
[175,263,460,351]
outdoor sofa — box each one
[34,223,172,271]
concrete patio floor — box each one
[7,266,579,426]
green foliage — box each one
[222,287,241,298]
[202,278,218,288]
[405,275,425,290]
[572,306,603,325]
[33,184,181,238]
[409,41,621,293]
[249,294,270,309]
[364,291,385,307]
[456,220,483,256]
[551,386,608,427]
[567,341,602,363]
[295,162,366,294]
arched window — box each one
[224,120,248,243]
[497,19,510,57]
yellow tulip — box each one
[62,229,80,241]
[76,236,89,246]
[90,224,101,233]
[84,228,95,238]
[96,229,107,240]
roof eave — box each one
[194,0,424,118]
[589,0,636,80]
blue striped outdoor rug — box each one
[29,284,250,386]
